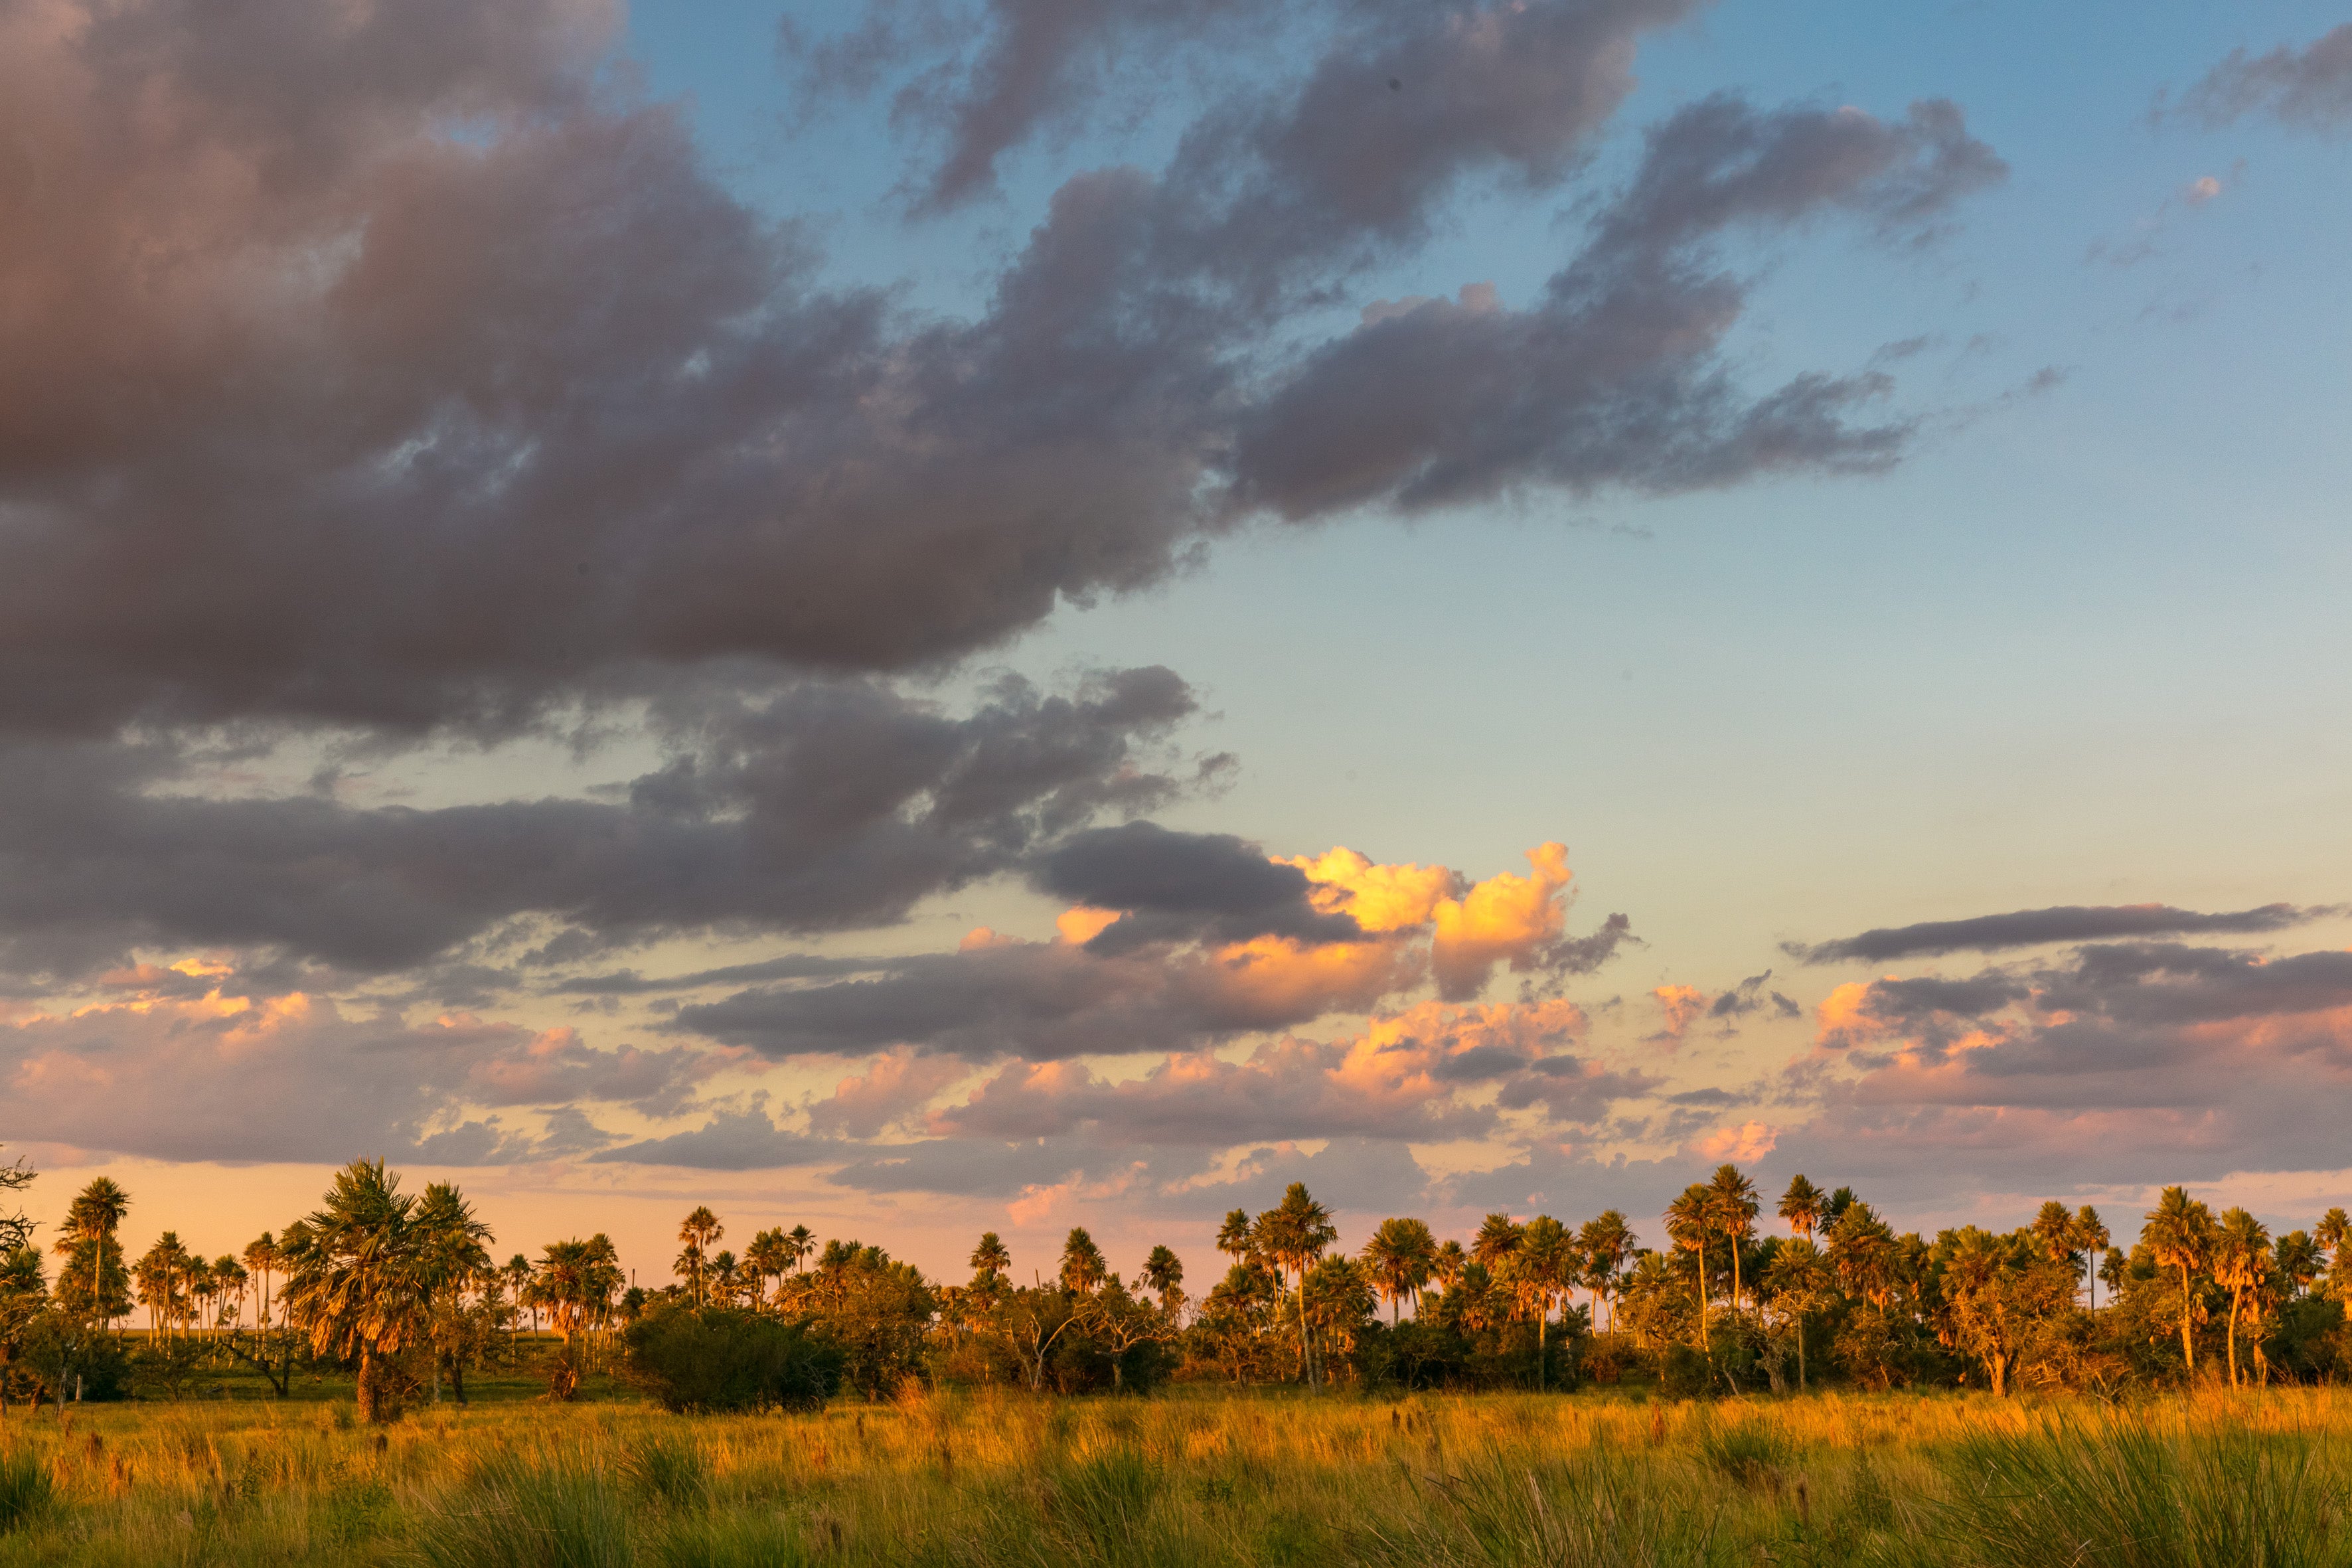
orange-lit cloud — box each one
[1432,842,1575,998]
[1649,984,1707,1046]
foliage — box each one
[622,1304,842,1414]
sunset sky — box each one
[3,0,2349,1291]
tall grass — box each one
[1902,1410,2352,1568]
[0,1385,2345,1565]
[412,1452,633,1568]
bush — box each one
[1660,1344,1713,1401]
[621,1306,841,1415]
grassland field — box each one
[0,1347,2347,1567]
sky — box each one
[1,0,2349,1294]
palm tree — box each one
[676,1206,722,1306]
[1578,1211,1635,1330]
[243,1233,283,1330]
[1432,1239,1467,1293]
[1140,1245,1186,1315]
[1215,1209,1255,1265]
[1472,1213,1524,1273]
[1059,1227,1108,1295]
[1360,1217,1438,1325]
[414,1181,492,1402]
[2073,1207,2110,1309]
[1764,1239,1831,1391]
[503,1255,536,1330]
[283,1159,432,1423]
[1518,1215,1578,1389]
[1778,1175,1824,1242]
[1708,1165,1760,1320]
[784,1224,815,1277]
[1666,1185,1714,1347]
[59,1177,129,1330]
[2142,1186,2215,1377]
[1254,1184,1338,1390]
[2212,1206,2270,1389]
[744,1229,781,1308]
[2275,1230,2321,1298]
[136,1232,193,1341]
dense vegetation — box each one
[4,1146,2349,1414]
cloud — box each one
[1648,983,1707,1045]
[0,670,1202,980]
[1764,938,2352,1202]
[669,841,1626,1059]
[1031,821,1362,951]
[2172,25,2352,132]
[1226,95,2002,518]
[0,0,2000,749]
[1786,901,2324,964]
[0,980,719,1164]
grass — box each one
[0,1383,2347,1565]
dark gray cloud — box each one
[1227,96,2002,518]
[1788,901,2325,963]
[667,932,1411,1060]
[0,669,1202,979]
[0,0,1998,747]
[2173,24,2352,132]
[1032,821,1361,951]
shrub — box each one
[621,1306,841,1415]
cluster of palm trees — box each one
[13,1146,2351,1407]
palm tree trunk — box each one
[2179,1265,2196,1375]
[356,1343,378,1425]
[2227,1290,2240,1388]
[1797,1316,1806,1391]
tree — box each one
[745,1229,790,1308]
[1360,1217,1438,1325]
[1579,1211,1635,1330]
[1254,1184,1338,1389]
[283,1159,439,1422]
[676,1206,723,1307]
[1140,1245,1186,1316]
[2074,1207,2111,1309]
[1433,1239,1466,1292]
[1709,1165,1761,1320]
[1516,1215,1579,1389]
[1930,1227,2075,1397]
[1666,1185,1714,1347]
[1059,1227,1108,1296]
[414,1182,492,1403]
[2275,1230,2321,1298]
[1763,1239,1831,1391]
[0,1148,34,1257]
[2142,1186,2215,1377]
[1778,1175,1824,1242]
[58,1177,129,1331]
[135,1232,195,1340]
[2211,1207,2270,1389]
[243,1234,283,1329]
[1215,1209,1255,1263]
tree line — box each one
[3,1147,2347,1417]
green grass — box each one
[0,1383,2344,1565]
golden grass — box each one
[0,1383,2346,1565]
